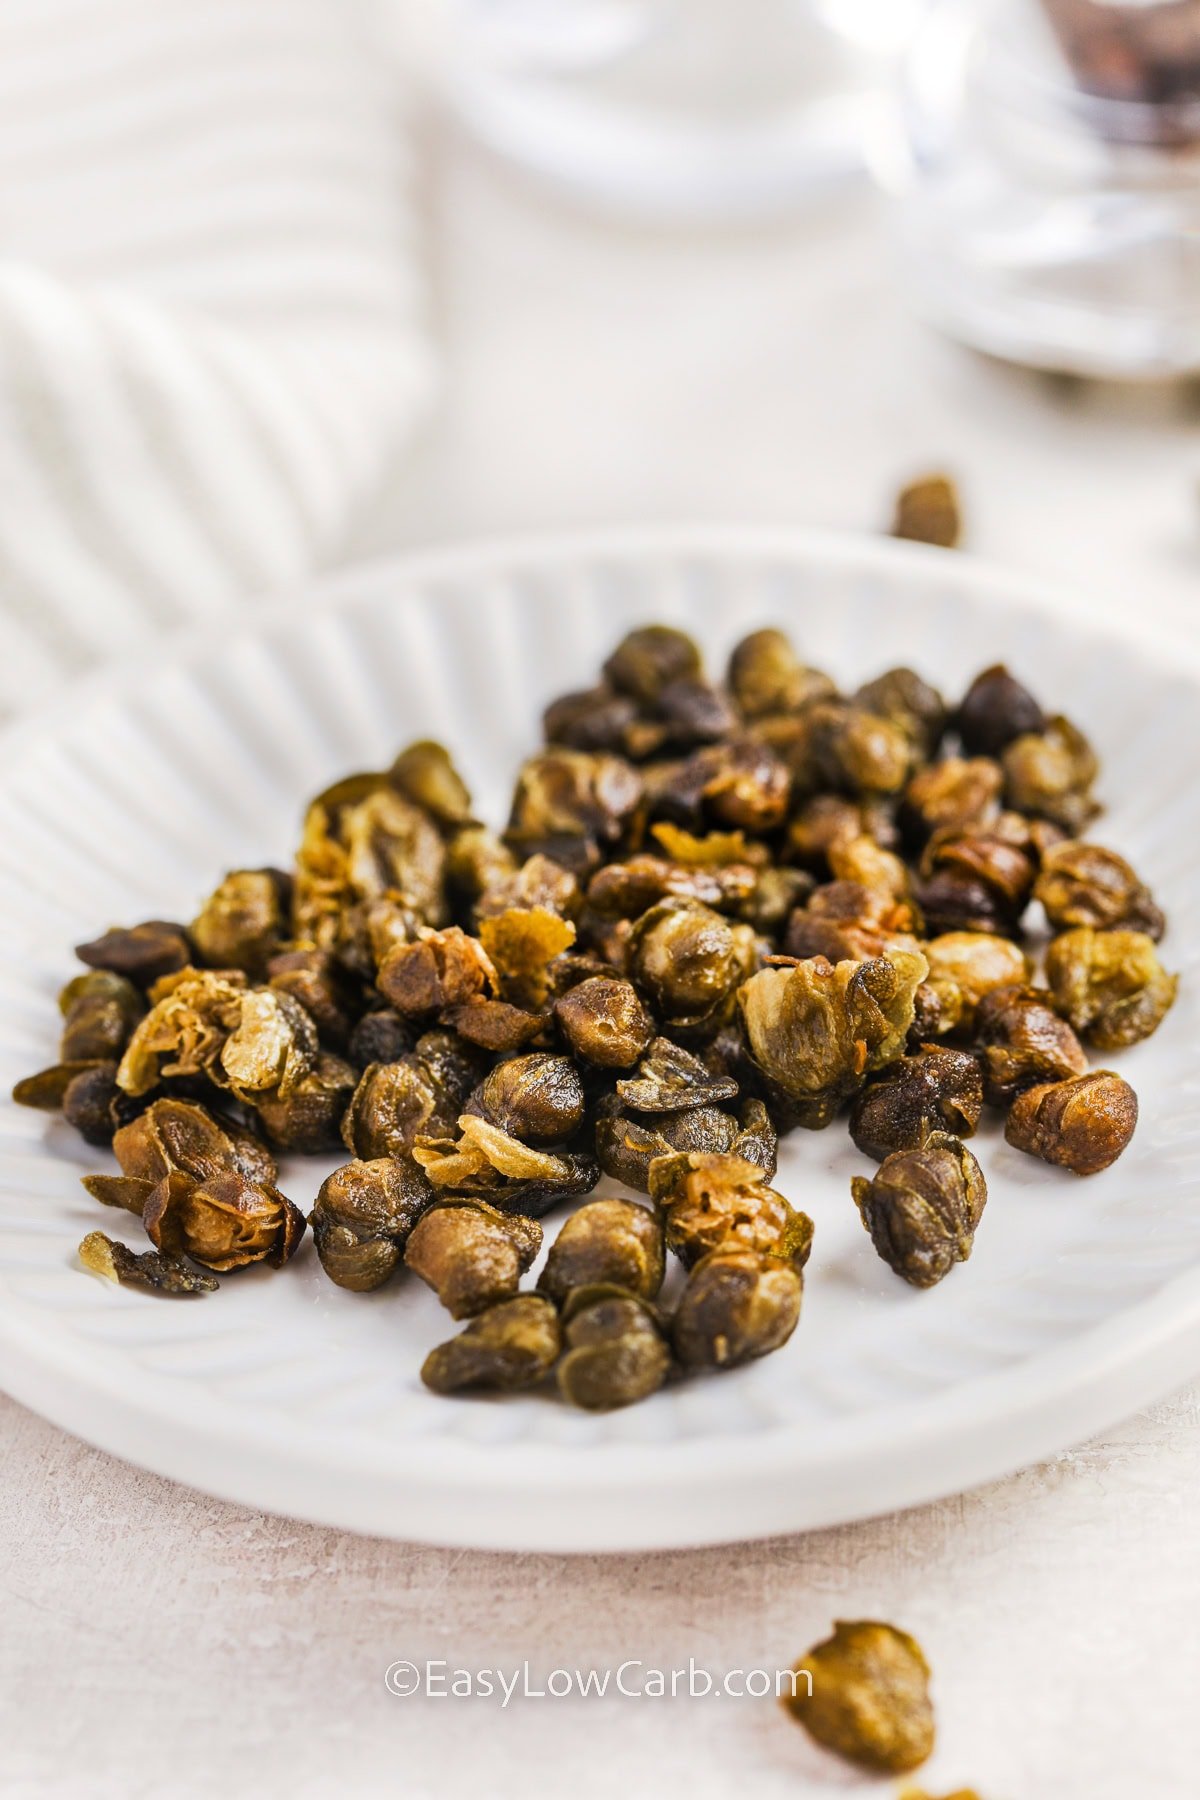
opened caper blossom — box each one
[14,621,1175,1394]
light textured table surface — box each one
[4,105,1200,1800]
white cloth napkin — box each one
[0,0,435,709]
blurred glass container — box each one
[445,1,917,220]
[879,0,1200,378]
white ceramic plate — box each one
[1,528,1197,1552]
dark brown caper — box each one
[615,1036,738,1112]
[849,1047,983,1161]
[671,1247,802,1370]
[956,663,1045,758]
[1001,715,1099,833]
[404,1199,542,1319]
[310,1158,432,1291]
[538,1199,665,1305]
[855,667,947,759]
[627,899,756,1040]
[851,1132,987,1288]
[58,970,143,1063]
[346,1008,412,1069]
[75,919,192,987]
[469,1052,586,1145]
[78,1231,218,1296]
[421,1295,561,1394]
[143,1168,305,1272]
[603,625,702,705]
[556,1286,671,1410]
[784,1619,935,1774]
[902,756,1003,840]
[1005,1070,1137,1176]
[191,868,290,976]
[973,983,1087,1105]
[553,975,655,1068]
[252,1051,358,1152]
[61,1063,122,1145]
[728,627,836,719]
[1034,840,1164,939]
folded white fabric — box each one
[0,0,435,709]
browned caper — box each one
[556,1286,671,1410]
[671,1247,802,1370]
[852,1133,987,1288]
[404,1199,542,1319]
[538,1199,665,1305]
[310,1158,432,1291]
[784,1619,935,1774]
[849,1048,983,1161]
[421,1295,561,1394]
[1005,1070,1137,1176]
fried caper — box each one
[346,1008,412,1069]
[405,1199,542,1319]
[855,667,947,759]
[849,1048,983,1161]
[1034,840,1164,939]
[252,1051,358,1152]
[671,1247,802,1370]
[784,1619,934,1774]
[553,975,655,1068]
[1005,1070,1137,1176]
[973,983,1086,1105]
[956,663,1045,758]
[615,1036,737,1112]
[1044,927,1177,1049]
[421,1295,561,1394]
[75,919,192,987]
[852,1132,986,1288]
[891,471,960,548]
[58,970,144,1064]
[556,1286,671,1410]
[737,949,927,1129]
[470,1053,585,1145]
[538,1199,665,1304]
[650,1150,813,1272]
[190,868,289,976]
[143,1169,305,1272]
[728,628,836,719]
[902,756,1003,840]
[921,931,1030,1029]
[603,625,702,705]
[627,899,757,1040]
[1001,715,1099,833]
[79,1231,218,1296]
[310,1157,432,1291]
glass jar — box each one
[879,0,1200,377]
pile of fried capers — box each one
[14,623,1177,1408]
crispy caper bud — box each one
[143,1169,305,1272]
[615,1036,737,1112]
[921,932,1030,1029]
[915,823,1037,936]
[902,757,1003,840]
[340,1031,482,1160]
[190,868,289,976]
[956,663,1045,758]
[728,628,837,719]
[1005,1071,1137,1176]
[347,1008,412,1069]
[58,970,143,1063]
[310,1157,432,1291]
[404,1199,542,1319]
[973,983,1086,1105]
[737,949,927,1129]
[784,879,920,965]
[553,975,654,1069]
[1034,840,1164,939]
[784,1619,935,1774]
[477,904,575,1010]
[112,1098,276,1200]
[268,948,358,1048]
[1044,927,1177,1049]
[252,1050,358,1152]
[806,702,913,798]
[603,625,702,705]
[650,1150,813,1272]
[389,739,474,828]
[376,926,495,1018]
[504,748,643,874]
[445,823,518,910]
[421,1295,561,1394]
[78,1231,218,1296]
[472,1053,585,1145]
[665,737,793,834]
[671,1247,802,1370]
[538,1199,665,1305]
[627,899,757,1039]
[849,1048,983,1161]
[543,686,641,755]
[855,668,947,759]
[851,1132,986,1288]
[1001,715,1099,833]
[891,470,960,548]
[75,919,192,987]
[59,1063,120,1144]
[596,1102,741,1191]
[556,1287,671,1410]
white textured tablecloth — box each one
[3,81,1200,1800]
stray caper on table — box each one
[15,619,1178,1411]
